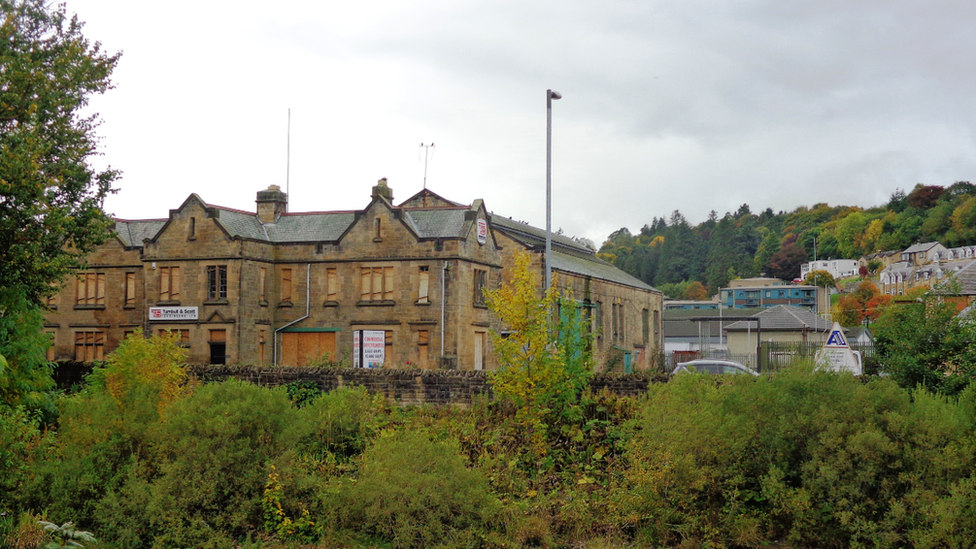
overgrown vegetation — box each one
[7,348,976,548]
[4,250,976,548]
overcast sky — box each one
[65,0,976,246]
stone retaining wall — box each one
[188,365,666,405]
[52,362,666,405]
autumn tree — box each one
[834,280,891,327]
[0,0,119,411]
[804,270,836,289]
[683,280,708,300]
[766,242,808,280]
[484,249,592,414]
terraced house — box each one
[43,179,662,370]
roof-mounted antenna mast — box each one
[286,108,291,198]
[419,142,435,189]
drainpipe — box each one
[441,261,449,357]
[273,264,311,366]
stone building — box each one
[43,180,662,370]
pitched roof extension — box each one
[724,305,834,332]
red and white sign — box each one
[477,218,488,245]
[149,306,198,321]
[353,330,386,368]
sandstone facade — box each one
[44,181,662,371]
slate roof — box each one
[488,214,594,255]
[724,305,834,332]
[114,219,166,247]
[263,211,357,242]
[951,260,976,295]
[213,208,270,241]
[903,242,942,254]
[550,250,657,292]
[401,208,468,239]
[664,308,762,338]
[117,190,658,294]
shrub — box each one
[91,380,300,548]
[618,366,976,547]
[329,428,498,548]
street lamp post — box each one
[545,89,562,293]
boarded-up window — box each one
[473,269,487,306]
[385,330,393,357]
[74,331,104,362]
[360,267,394,302]
[653,310,660,336]
[327,268,338,302]
[610,303,619,339]
[474,331,486,371]
[46,331,55,361]
[281,331,337,367]
[259,330,266,364]
[259,267,267,301]
[595,302,603,340]
[76,273,105,306]
[417,330,429,369]
[417,266,429,304]
[281,268,292,302]
[208,265,227,299]
[160,267,180,301]
[125,272,136,306]
[642,308,649,344]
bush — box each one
[617,367,976,547]
[329,428,498,548]
[100,380,301,548]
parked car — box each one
[672,359,759,376]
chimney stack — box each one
[256,185,288,223]
[371,177,393,203]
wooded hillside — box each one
[598,181,976,293]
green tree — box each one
[484,250,592,414]
[0,0,120,307]
[0,0,119,411]
[873,287,976,395]
[804,270,836,289]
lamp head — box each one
[548,89,562,100]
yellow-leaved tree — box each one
[95,329,190,415]
[484,250,592,416]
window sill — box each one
[278,301,294,308]
[156,300,181,306]
[473,303,488,310]
[259,300,269,308]
[373,237,383,243]
[323,300,339,308]
[357,300,396,307]
[73,304,106,310]
[204,299,229,306]
[123,305,136,310]
[415,300,431,306]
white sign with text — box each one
[149,306,198,321]
[353,330,386,368]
